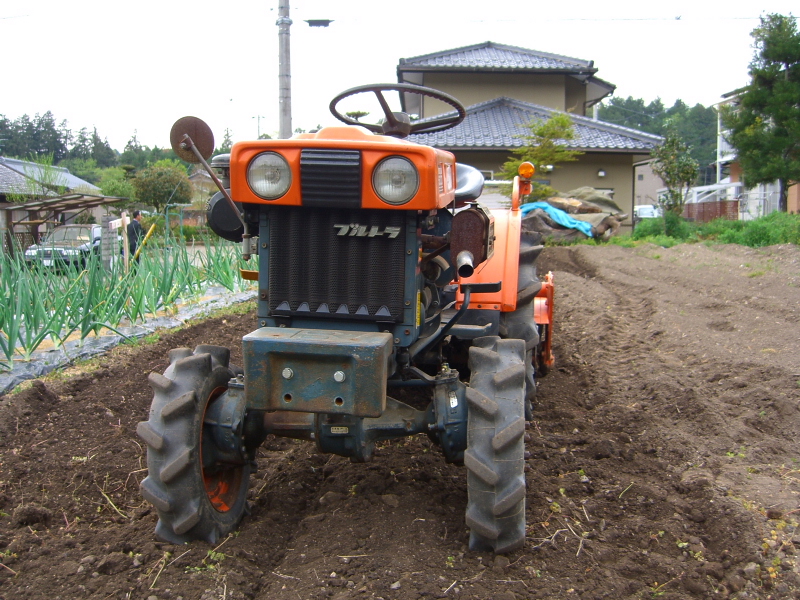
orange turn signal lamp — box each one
[518,162,535,180]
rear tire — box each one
[464,337,527,553]
[499,230,543,420]
[137,345,250,544]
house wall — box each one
[727,162,798,214]
[634,161,664,206]
[564,76,588,115]
[454,150,638,230]
[417,73,583,116]
[729,162,742,183]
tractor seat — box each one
[454,163,485,205]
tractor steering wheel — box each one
[329,83,466,138]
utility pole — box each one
[277,0,292,139]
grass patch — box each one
[544,212,800,250]
[695,211,800,246]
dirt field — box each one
[1,242,799,600]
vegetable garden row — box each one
[0,238,255,368]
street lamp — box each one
[252,115,266,138]
[276,1,332,139]
[277,1,292,139]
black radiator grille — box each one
[268,207,407,321]
[300,149,361,208]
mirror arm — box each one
[179,134,252,257]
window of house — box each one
[637,174,644,181]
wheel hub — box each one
[202,385,248,513]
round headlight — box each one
[247,152,291,199]
[373,156,419,205]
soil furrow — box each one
[0,243,798,599]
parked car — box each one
[24,224,105,269]
[633,204,662,219]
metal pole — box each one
[277,0,292,139]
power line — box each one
[463,16,762,23]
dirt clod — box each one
[11,504,52,527]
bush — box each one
[664,211,694,239]
[176,225,210,242]
[544,211,800,249]
[694,217,746,240]
[696,212,800,247]
[141,214,165,237]
[632,217,665,240]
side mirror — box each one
[170,117,215,164]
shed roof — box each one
[407,97,662,153]
[6,193,125,214]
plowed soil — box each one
[1,243,799,600]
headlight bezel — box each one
[372,155,419,206]
[247,151,292,200]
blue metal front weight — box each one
[242,328,394,418]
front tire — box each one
[464,337,527,553]
[137,345,250,544]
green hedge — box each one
[695,211,800,247]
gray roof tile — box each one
[399,41,596,73]
[0,157,99,197]
[408,97,662,153]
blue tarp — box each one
[520,202,594,237]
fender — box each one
[455,207,522,312]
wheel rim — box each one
[201,386,245,513]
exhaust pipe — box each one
[456,250,474,278]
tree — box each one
[0,112,70,160]
[601,96,717,184]
[721,13,800,213]
[669,103,718,184]
[345,110,369,122]
[501,112,583,200]
[650,131,699,215]
[90,128,117,168]
[68,127,92,160]
[119,132,148,169]
[599,96,667,134]
[99,167,136,213]
[215,129,234,154]
[59,157,102,184]
[132,160,192,213]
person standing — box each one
[127,210,145,259]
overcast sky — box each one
[2,1,797,153]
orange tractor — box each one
[138,84,554,553]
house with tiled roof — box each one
[397,42,661,226]
[0,157,99,202]
[398,41,614,118]
[0,156,105,250]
